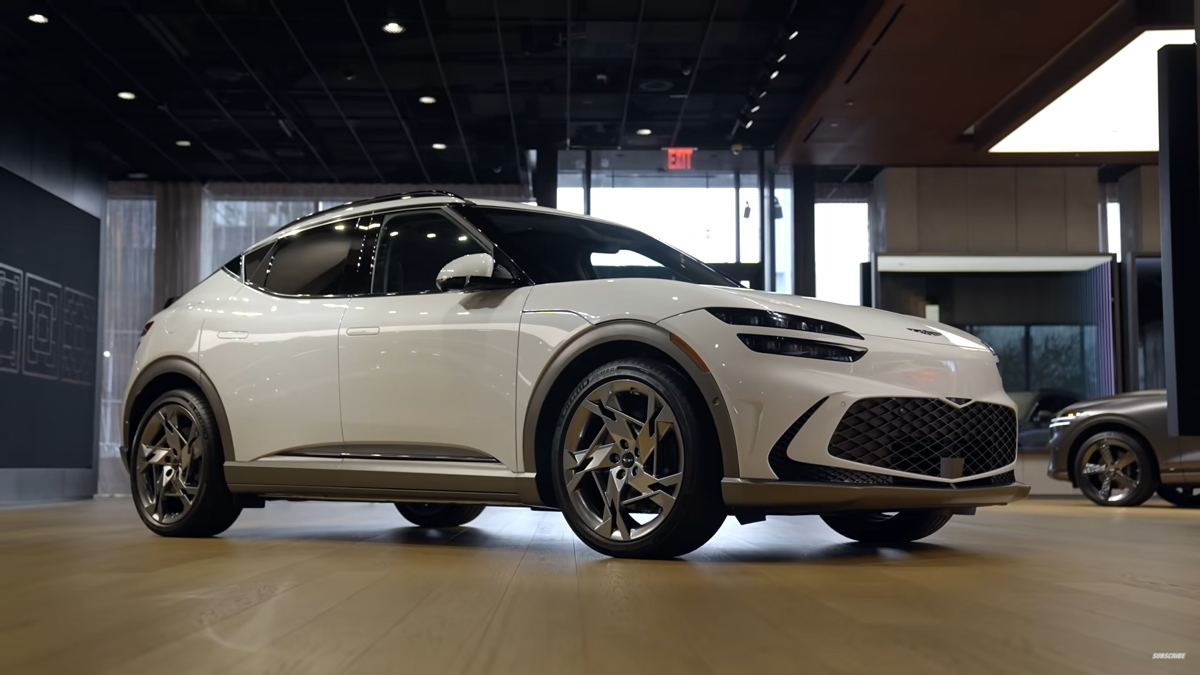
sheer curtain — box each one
[98,196,156,495]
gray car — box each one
[1047,390,1200,507]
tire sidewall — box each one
[550,359,720,557]
[129,390,227,534]
[1073,431,1158,507]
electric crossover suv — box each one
[122,192,1029,559]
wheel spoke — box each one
[566,444,617,493]
[1112,451,1137,471]
[1098,444,1115,468]
[1099,476,1113,501]
[1081,462,1107,476]
[1111,472,1136,490]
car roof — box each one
[272,193,635,239]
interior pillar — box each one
[792,168,816,297]
[533,147,558,208]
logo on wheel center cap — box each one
[620,452,636,468]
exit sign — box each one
[666,147,693,170]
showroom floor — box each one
[0,498,1196,675]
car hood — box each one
[1068,389,1166,412]
[523,279,991,352]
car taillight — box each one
[140,321,154,338]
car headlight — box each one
[737,333,867,363]
[1049,411,1092,428]
[708,308,862,340]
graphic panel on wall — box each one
[61,288,96,385]
[22,272,62,380]
[0,263,21,373]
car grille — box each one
[828,398,1016,478]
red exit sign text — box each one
[666,147,693,170]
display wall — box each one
[0,167,100,472]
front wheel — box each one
[1074,431,1157,507]
[821,510,953,544]
[551,358,726,559]
[1156,485,1200,508]
[394,503,485,527]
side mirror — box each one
[436,253,519,292]
[1033,409,1055,425]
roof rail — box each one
[275,190,473,233]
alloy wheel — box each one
[1079,437,1141,503]
[562,379,684,542]
[135,403,204,525]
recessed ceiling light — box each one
[788,30,798,40]
[175,140,192,147]
[770,70,779,80]
[28,14,49,24]
[777,54,786,63]
[636,128,652,136]
[431,142,447,150]
[419,96,436,104]
[745,120,754,129]
[383,22,405,34]
[426,232,437,238]
[128,172,148,179]
[457,235,468,241]
[389,230,399,237]
[991,29,1193,153]
[117,91,136,100]
[758,91,767,99]
[750,105,760,113]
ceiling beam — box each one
[617,0,646,148]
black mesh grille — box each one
[768,398,827,481]
[828,398,1016,478]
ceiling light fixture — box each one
[419,96,436,104]
[788,30,798,40]
[991,29,1194,153]
[117,91,136,100]
[750,105,760,113]
[758,91,767,99]
[175,140,192,147]
[431,142,447,150]
[745,120,754,129]
[777,54,786,63]
[457,235,468,241]
[770,70,779,80]
[426,232,437,238]
[636,128,652,136]
[28,14,49,24]
[383,22,405,34]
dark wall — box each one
[0,167,101,468]
[880,271,1093,325]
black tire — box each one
[820,509,953,544]
[551,357,726,559]
[395,503,486,527]
[1156,485,1200,508]
[1073,431,1157,507]
[129,388,242,537]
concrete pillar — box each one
[1117,166,1161,256]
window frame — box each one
[238,216,376,299]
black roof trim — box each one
[274,191,472,233]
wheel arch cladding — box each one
[124,357,236,467]
[1068,423,1160,485]
[523,320,738,508]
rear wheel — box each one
[394,503,485,527]
[130,389,242,537]
[551,358,725,559]
[1156,485,1200,508]
[821,509,953,544]
[1074,431,1157,507]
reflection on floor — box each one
[0,498,1196,674]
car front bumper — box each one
[1045,428,1073,482]
[721,479,1031,514]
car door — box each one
[199,217,374,461]
[337,208,530,470]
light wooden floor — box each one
[0,498,1197,675]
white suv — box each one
[122,192,1028,558]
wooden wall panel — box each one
[878,168,920,253]
[1016,167,1067,253]
[1064,167,1101,253]
[917,168,968,252]
[965,168,1017,253]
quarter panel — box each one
[514,310,593,472]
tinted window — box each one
[223,255,242,279]
[373,210,488,295]
[455,206,735,287]
[243,243,274,287]
[259,220,369,296]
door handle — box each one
[345,326,380,336]
[216,331,249,340]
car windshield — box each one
[456,206,737,287]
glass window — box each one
[258,220,366,296]
[243,243,274,288]
[814,203,870,305]
[222,255,242,279]
[373,210,488,295]
[457,206,736,287]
